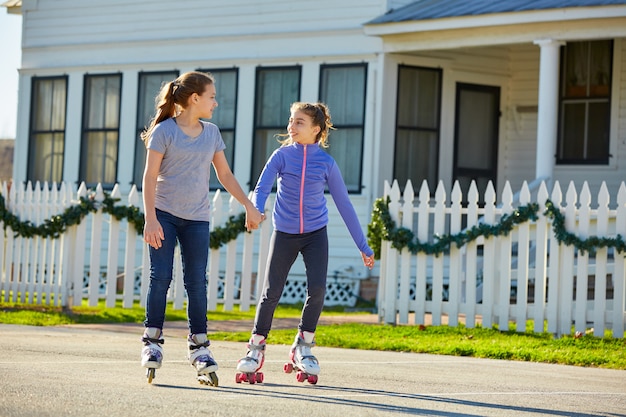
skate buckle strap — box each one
[189,340,211,350]
[248,342,266,352]
[142,336,164,344]
[297,340,315,348]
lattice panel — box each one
[280,276,360,307]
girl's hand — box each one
[245,205,264,231]
[361,252,375,270]
[144,218,164,249]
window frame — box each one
[392,64,442,191]
[196,67,239,191]
[250,65,302,189]
[79,72,123,189]
[556,39,614,166]
[318,63,368,194]
[27,75,69,184]
[133,70,179,189]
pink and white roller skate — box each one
[284,331,319,384]
[235,334,266,384]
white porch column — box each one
[533,39,565,182]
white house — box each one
[4,0,626,294]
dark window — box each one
[198,68,238,190]
[80,73,122,188]
[319,63,367,193]
[133,71,179,189]
[250,66,301,188]
[28,76,68,183]
[558,40,612,164]
[393,65,441,189]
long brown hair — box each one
[140,71,215,145]
[279,102,334,148]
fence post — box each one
[533,182,550,333]
[105,184,121,308]
[546,181,563,334]
[481,182,497,327]
[255,195,273,306]
[515,182,531,332]
[87,184,105,306]
[207,190,223,311]
[379,180,400,324]
[397,180,414,324]
[592,183,610,336]
[612,183,626,338]
[447,181,464,327]
[430,181,448,325]
[497,182,513,331]
[555,182,577,337]
[414,181,430,325]
[122,186,139,308]
[574,183,591,334]
[239,191,256,312]
[72,183,88,306]
[462,181,479,328]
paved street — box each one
[0,323,624,417]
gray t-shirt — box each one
[147,117,226,221]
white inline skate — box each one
[188,333,219,387]
[284,331,319,384]
[235,334,266,384]
[141,327,164,384]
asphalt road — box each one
[0,323,624,417]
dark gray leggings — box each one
[253,227,328,337]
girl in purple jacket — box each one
[236,102,375,384]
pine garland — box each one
[0,191,248,249]
[367,196,626,259]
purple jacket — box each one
[252,142,374,256]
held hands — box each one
[361,252,375,270]
[144,218,165,250]
[244,204,265,232]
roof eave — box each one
[363,5,626,36]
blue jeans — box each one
[144,209,210,335]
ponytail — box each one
[140,71,215,146]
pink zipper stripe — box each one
[299,145,307,234]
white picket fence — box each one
[0,181,362,311]
[378,179,626,338]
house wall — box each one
[377,40,626,203]
[13,0,390,281]
[505,39,626,203]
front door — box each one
[453,83,500,203]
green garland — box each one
[0,191,248,249]
[367,196,626,259]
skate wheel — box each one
[255,372,264,383]
[146,368,155,384]
[235,372,243,383]
[209,372,219,387]
[283,362,293,373]
[296,371,307,383]
[198,372,219,387]
[307,374,318,384]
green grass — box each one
[1,300,625,370]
